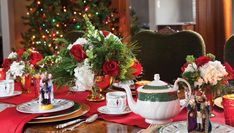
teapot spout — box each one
[118,83,137,112]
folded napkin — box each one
[0,107,40,133]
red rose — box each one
[2,58,12,71]
[29,52,43,66]
[16,48,26,59]
[224,62,234,79]
[181,63,188,73]
[131,60,142,77]
[102,60,119,77]
[195,56,211,67]
[70,45,86,62]
[101,30,110,37]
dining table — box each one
[0,83,228,133]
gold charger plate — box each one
[214,97,223,109]
[28,103,90,124]
[34,103,81,120]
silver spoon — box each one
[62,114,98,132]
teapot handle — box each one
[174,78,192,111]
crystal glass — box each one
[223,94,234,127]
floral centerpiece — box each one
[47,15,142,101]
[2,48,43,92]
[181,53,234,113]
[181,53,234,92]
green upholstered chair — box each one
[64,31,84,43]
[224,35,234,68]
[132,30,206,83]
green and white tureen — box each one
[120,74,191,124]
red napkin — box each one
[0,107,40,133]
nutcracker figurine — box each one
[39,73,54,110]
[187,90,212,133]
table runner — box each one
[0,86,225,133]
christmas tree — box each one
[21,0,120,55]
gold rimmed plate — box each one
[28,103,90,124]
[34,103,81,120]
[214,96,223,109]
[159,121,234,133]
[0,91,22,98]
[16,99,74,114]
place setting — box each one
[0,79,22,99]
[97,91,131,115]
[15,73,90,124]
[0,79,21,112]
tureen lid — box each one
[147,74,168,86]
[138,74,175,93]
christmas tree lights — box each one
[21,0,120,56]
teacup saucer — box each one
[98,106,131,115]
[0,91,22,98]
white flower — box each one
[74,63,94,91]
[74,38,88,46]
[184,63,198,73]
[67,38,88,50]
[7,61,25,79]
[100,31,122,43]
[8,52,17,59]
[199,61,228,85]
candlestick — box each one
[223,94,234,127]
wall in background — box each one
[195,0,232,60]
[232,0,234,33]
[0,0,28,58]
[129,0,195,30]
[156,0,194,25]
[13,0,29,49]
[0,2,1,36]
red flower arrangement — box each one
[2,48,43,79]
[49,16,143,90]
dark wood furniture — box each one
[24,120,142,133]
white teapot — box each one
[119,74,191,124]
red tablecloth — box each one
[0,86,225,133]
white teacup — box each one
[106,91,127,113]
[0,80,14,96]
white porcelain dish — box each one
[0,91,22,98]
[16,99,74,114]
[98,106,131,115]
[159,121,234,133]
[0,103,15,112]
[214,96,223,109]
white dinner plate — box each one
[214,96,223,109]
[98,106,131,115]
[34,103,81,120]
[159,121,234,133]
[16,99,74,114]
[0,103,15,112]
[0,91,22,98]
